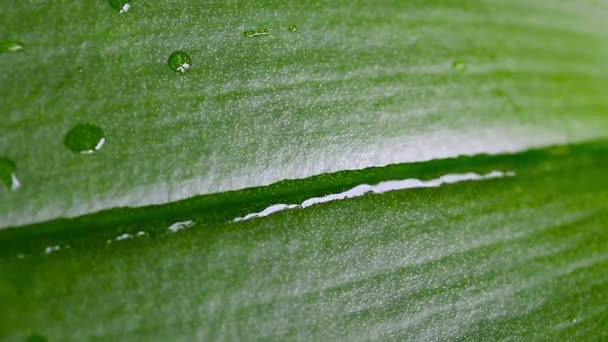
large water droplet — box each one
[64,124,106,154]
[0,40,24,53]
[288,25,298,32]
[26,334,47,342]
[168,51,192,73]
[108,0,131,13]
[0,157,20,191]
[243,29,268,38]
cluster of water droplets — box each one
[1,1,475,264]
[0,10,305,191]
[39,219,195,258]
[1,4,303,264]
[32,218,195,259]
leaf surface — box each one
[2,1,608,227]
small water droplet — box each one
[168,220,195,233]
[44,245,61,255]
[115,233,133,241]
[243,29,268,38]
[26,334,47,342]
[0,157,20,191]
[0,40,24,53]
[64,124,106,154]
[452,60,466,70]
[168,51,192,73]
[288,25,298,32]
[108,0,131,13]
[77,66,84,73]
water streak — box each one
[107,231,146,243]
[234,170,515,222]
[168,220,195,233]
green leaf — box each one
[1,140,607,340]
[2,0,608,227]
[2,1,608,340]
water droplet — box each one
[168,220,195,233]
[168,51,192,73]
[77,66,84,73]
[115,233,133,241]
[44,245,61,255]
[108,0,131,13]
[452,60,466,70]
[26,334,47,342]
[0,40,24,53]
[64,124,106,154]
[288,25,298,32]
[243,29,268,38]
[0,157,20,191]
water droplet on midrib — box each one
[168,220,195,233]
[64,124,106,154]
[0,157,20,191]
[44,245,61,254]
[168,51,192,73]
[0,40,24,53]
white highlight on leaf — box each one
[107,231,147,244]
[8,44,23,52]
[10,173,20,191]
[234,204,300,222]
[115,233,132,241]
[95,138,106,151]
[177,63,190,73]
[234,170,515,222]
[168,220,195,233]
[44,245,61,255]
[119,3,131,13]
[81,138,105,155]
